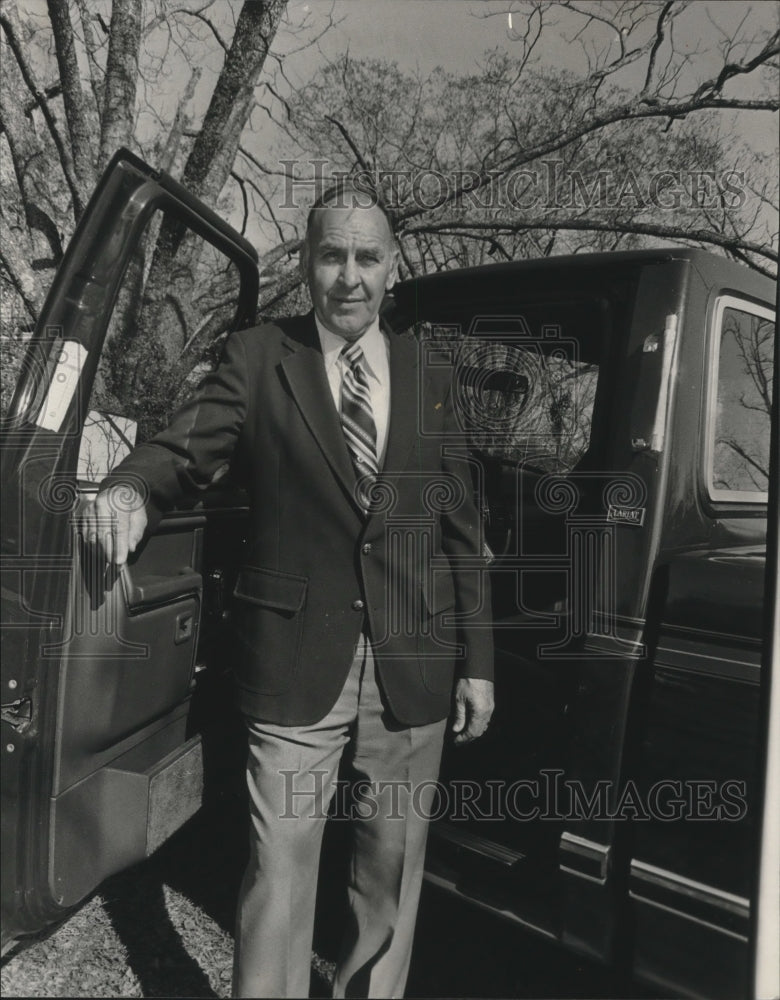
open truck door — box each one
[1,149,258,950]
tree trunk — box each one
[181,0,287,204]
[98,0,142,171]
[47,0,98,204]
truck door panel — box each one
[52,514,204,795]
[396,284,628,940]
[1,149,258,946]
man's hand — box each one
[79,485,147,566]
[451,677,495,744]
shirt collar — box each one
[315,314,386,383]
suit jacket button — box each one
[351,599,365,611]
[361,543,372,555]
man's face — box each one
[303,204,399,341]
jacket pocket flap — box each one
[234,566,307,612]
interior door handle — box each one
[174,611,194,644]
[121,566,202,612]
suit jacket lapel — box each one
[280,314,361,512]
[281,314,420,521]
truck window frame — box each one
[704,293,775,505]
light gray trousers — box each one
[232,636,447,999]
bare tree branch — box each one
[402,215,778,271]
[178,7,229,52]
[643,1,676,95]
[236,170,289,245]
[156,65,202,172]
[325,114,374,173]
[693,30,780,100]
[230,170,250,236]
[73,0,105,116]
[718,436,769,480]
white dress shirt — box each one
[315,315,391,465]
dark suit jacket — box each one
[112,312,493,726]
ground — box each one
[1,801,637,998]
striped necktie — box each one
[340,341,379,504]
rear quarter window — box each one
[707,295,775,503]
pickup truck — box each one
[1,149,777,999]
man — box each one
[82,183,494,998]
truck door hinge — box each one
[1,697,33,732]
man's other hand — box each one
[79,485,147,566]
[451,677,495,744]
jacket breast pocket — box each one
[232,566,308,694]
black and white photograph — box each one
[1,1,778,998]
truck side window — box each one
[709,296,775,501]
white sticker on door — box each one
[36,341,88,432]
